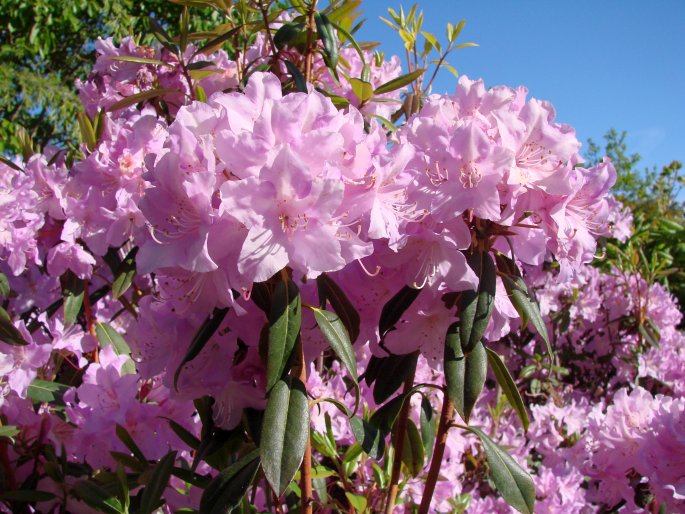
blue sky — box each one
[357,1,685,170]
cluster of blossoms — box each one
[1,25,683,514]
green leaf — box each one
[195,26,243,56]
[0,490,56,502]
[115,423,147,463]
[284,60,308,93]
[370,352,418,404]
[309,307,358,383]
[350,416,385,460]
[444,324,486,423]
[314,12,339,70]
[260,378,309,495]
[139,451,176,514]
[61,271,85,327]
[378,285,422,339]
[459,251,496,352]
[496,254,552,357]
[485,348,529,431]
[111,56,173,67]
[200,449,261,514]
[467,427,535,514]
[373,68,425,95]
[419,395,436,458]
[72,480,123,514]
[174,307,230,390]
[267,280,301,391]
[369,394,405,434]
[401,419,424,477]
[0,306,27,346]
[77,111,97,151]
[164,418,200,450]
[0,155,23,172]
[26,380,68,404]
[349,78,373,103]
[189,69,221,80]
[273,22,305,50]
[0,425,20,441]
[95,322,131,356]
[107,88,180,112]
[344,492,367,513]
[0,273,9,298]
[111,247,137,299]
[316,273,360,342]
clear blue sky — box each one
[357,1,685,170]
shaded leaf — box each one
[309,307,358,383]
[0,425,20,440]
[284,60,307,93]
[111,247,138,299]
[266,280,301,390]
[61,271,84,327]
[468,427,535,514]
[0,306,27,346]
[419,395,436,458]
[200,449,261,514]
[139,451,177,514]
[0,490,56,502]
[485,347,529,431]
[378,285,422,339]
[195,25,243,56]
[95,322,131,356]
[115,423,146,463]
[0,272,9,297]
[401,419,424,477]
[459,251,496,352]
[260,378,309,495]
[316,273,360,342]
[71,480,123,514]
[350,416,385,460]
[314,12,339,70]
[107,88,180,112]
[444,324,486,423]
[174,307,230,390]
[371,352,418,404]
[273,22,305,50]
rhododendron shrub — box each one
[1,2,684,514]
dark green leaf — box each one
[61,271,84,327]
[350,416,385,460]
[0,272,9,297]
[200,449,260,514]
[260,378,309,495]
[139,451,176,514]
[316,273,360,342]
[115,423,147,463]
[111,247,138,299]
[0,155,23,172]
[419,395,436,458]
[314,12,339,70]
[171,467,211,489]
[371,352,418,404]
[164,418,200,450]
[459,251,496,352]
[71,480,123,514]
[401,419,424,477]
[95,322,131,356]
[284,60,307,93]
[27,380,68,404]
[273,22,305,50]
[485,348,529,431]
[373,68,425,95]
[174,307,230,390]
[496,253,552,357]
[467,427,535,514]
[107,88,180,112]
[378,285,421,339]
[0,490,56,502]
[369,394,405,434]
[0,306,27,346]
[309,307,358,383]
[266,280,301,391]
[444,324,486,423]
[195,25,243,56]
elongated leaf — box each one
[401,419,424,477]
[345,492,367,512]
[371,352,418,404]
[111,247,138,299]
[497,254,552,357]
[95,322,131,356]
[369,394,405,434]
[374,68,425,95]
[260,378,309,495]
[61,272,84,327]
[0,306,27,346]
[77,112,97,151]
[115,423,147,463]
[111,56,173,67]
[200,449,261,514]
[0,272,9,297]
[0,155,23,172]
[284,60,307,93]
[419,395,436,458]
[273,22,305,50]
[459,251,496,352]
[163,418,200,450]
[27,380,68,404]
[174,307,230,390]
[314,12,339,70]
[468,427,535,514]
[195,25,243,56]
[349,78,373,103]
[310,307,357,382]
[0,425,20,440]
[350,416,385,460]
[267,280,301,390]
[107,88,179,112]
[71,480,123,514]
[316,273,360,342]
[0,490,56,502]
[139,451,176,514]
[444,324,486,423]
[379,285,422,339]
[485,348,529,431]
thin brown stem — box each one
[304,0,319,83]
[383,365,417,514]
[418,392,454,514]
